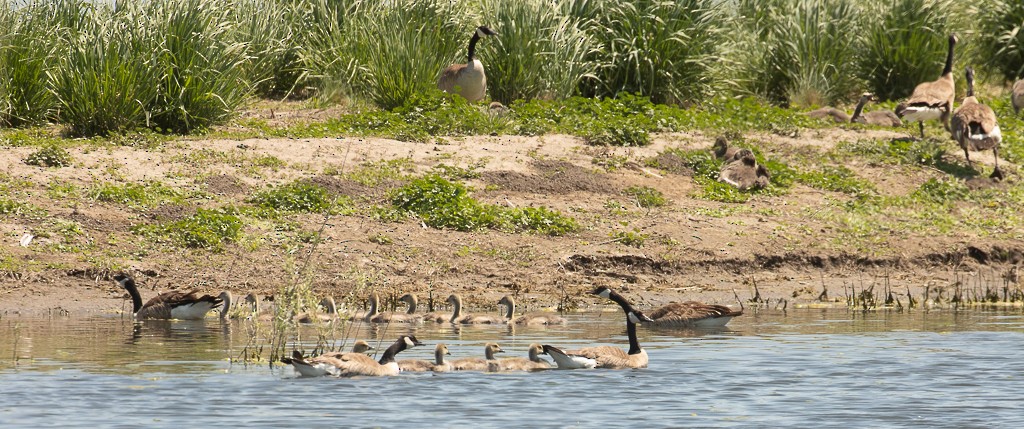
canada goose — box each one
[541,287,653,370]
[114,274,224,320]
[281,335,423,377]
[951,67,1004,180]
[493,343,551,371]
[895,34,959,138]
[802,106,850,123]
[851,93,903,127]
[449,342,504,371]
[437,26,497,103]
[718,149,770,190]
[218,291,233,320]
[498,296,566,325]
[647,300,743,328]
[448,294,506,324]
[295,297,339,324]
[1012,79,1024,115]
[398,343,451,372]
[350,292,382,322]
[712,136,740,161]
[369,293,421,324]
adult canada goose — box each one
[802,106,850,123]
[1012,79,1024,115]
[448,294,506,324]
[437,26,498,103]
[952,67,1004,180]
[493,343,551,371]
[647,300,743,328]
[712,136,740,161]
[498,296,566,325]
[114,274,224,320]
[449,342,504,371]
[369,293,421,324]
[398,343,451,372]
[850,93,903,127]
[281,335,423,377]
[895,34,959,138]
[718,149,770,190]
[542,287,653,370]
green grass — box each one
[611,229,649,248]
[248,181,340,214]
[24,143,73,167]
[88,181,185,208]
[624,186,668,208]
[975,0,1024,82]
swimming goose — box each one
[295,297,339,324]
[647,300,743,328]
[850,93,903,127]
[370,293,421,324]
[542,287,653,370]
[114,274,224,320]
[281,335,422,377]
[350,292,382,322]
[493,343,551,371]
[218,291,233,320]
[498,295,566,325]
[450,343,504,371]
[398,343,452,372]
[895,34,958,138]
[951,66,1004,180]
[448,294,506,324]
[437,26,497,103]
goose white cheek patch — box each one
[597,289,612,299]
[628,312,641,324]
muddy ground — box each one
[1,104,1022,318]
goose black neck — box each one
[606,290,634,314]
[467,32,481,63]
[123,279,143,314]
[626,318,641,355]
[851,97,868,121]
[942,37,955,76]
[966,73,975,97]
[503,298,515,320]
[378,338,407,364]
[405,296,416,314]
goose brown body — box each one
[115,274,223,320]
[648,301,743,328]
[718,149,770,190]
[803,107,850,123]
[952,67,1003,179]
[437,26,497,103]
[851,93,903,127]
[493,343,551,371]
[370,293,421,324]
[498,295,566,325]
[282,336,422,377]
[399,343,451,372]
[895,34,958,138]
[1012,79,1024,115]
[448,294,506,324]
[542,287,652,370]
[449,343,504,371]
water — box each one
[1,309,1023,428]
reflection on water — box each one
[1,309,1022,427]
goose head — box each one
[476,26,497,38]
[319,297,337,315]
[218,291,233,319]
[352,340,374,354]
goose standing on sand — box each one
[493,343,551,371]
[114,274,224,320]
[895,34,959,138]
[647,300,743,328]
[850,93,903,127]
[952,67,1004,180]
[281,335,422,377]
[498,295,566,325]
[1012,79,1024,115]
[448,294,506,324]
[399,343,452,372]
[542,287,653,370]
[450,343,505,371]
[438,26,497,103]
[370,293,421,324]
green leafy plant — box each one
[611,229,648,247]
[134,206,242,250]
[624,186,668,208]
[248,181,335,213]
[25,143,73,167]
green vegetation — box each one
[624,186,668,208]
[611,229,649,248]
[89,181,184,208]
[248,181,338,213]
[973,0,1024,82]
[133,207,242,250]
[390,174,578,235]
[24,143,73,167]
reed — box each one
[0,2,57,127]
[973,0,1024,82]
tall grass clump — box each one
[145,0,250,133]
[729,0,862,107]
[477,0,596,103]
[229,0,306,99]
[570,0,723,105]
[973,0,1024,82]
[300,0,363,103]
[344,0,469,109]
[48,4,162,136]
[0,3,58,127]
[858,0,958,101]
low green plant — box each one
[248,181,336,213]
[368,232,393,245]
[624,186,668,208]
[133,206,242,250]
[88,181,183,208]
[24,143,73,167]
[611,229,649,248]
[796,165,875,195]
[496,206,579,236]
